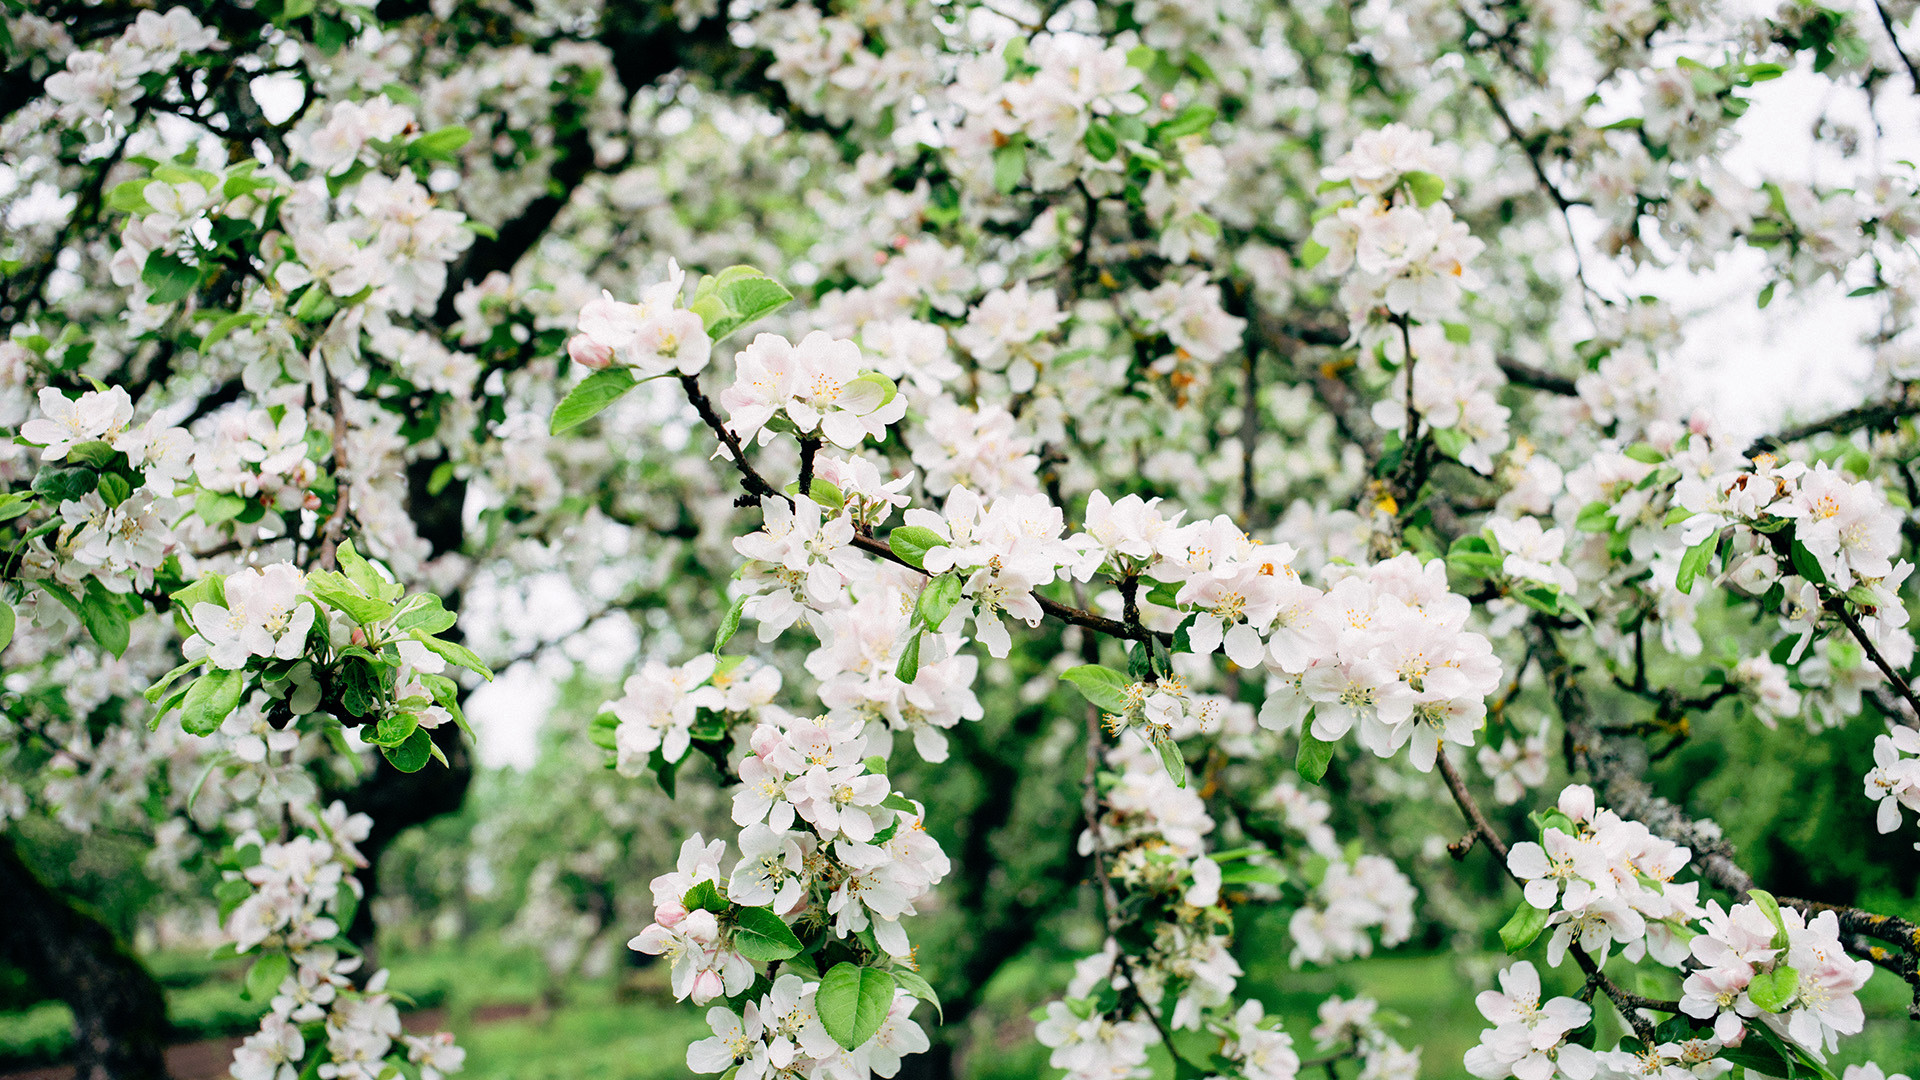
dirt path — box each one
[0,1003,535,1080]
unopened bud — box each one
[567,333,614,370]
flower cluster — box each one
[1865,724,1920,836]
[1258,553,1504,773]
[1311,124,1483,329]
[568,262,712,378]
[1366,325,1512,475]
[1679,895,1873,1053]
[44,7,221,136]
[223,805,468,1080]
[1504,785,1702,968]
[950,33,1147,194]
[686,974,928,1079]
[1462,962,1595,1080]
[724,332,906,450]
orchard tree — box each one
[3,0,1920,1079]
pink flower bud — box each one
[568,333,614,370]
[654,902,687,928]
[691,969,724,1003]
[1159,92,1178,110]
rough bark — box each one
[0,835,171,1080]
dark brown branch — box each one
[1498,358,1579,396]
[1875,1,1920,97]
[1744,394,1915,458]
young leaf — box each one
[245,953,291,1003]
[1747,964,1799,1013]
[889,968,942,1022]
[1500,901,1551,954]
[1402,170,1446,206]
[411,634,494,679]
[715,594,748,653]
[1060,665,1131,712]
[142,252,199,305]
[731,906,804,963]
[382,727,434,773]
[1153,732,1188,789]
[816,964,897,1051]
[1675,533,1717,594]
[913,574,964,631]
[181,668,244,736]
[886,525,945,570]
[894,630,923,683]
[551,369,638,435]
[1296,732,1337,784]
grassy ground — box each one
[5,933,1918,1078]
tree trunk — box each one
[340,720,474,969]
[0,836,170,1080]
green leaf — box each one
[181,668,244,736]
[1788,540,1828,588]
[889,968,942,1022]
[816,964,896,1051]
[171,573,226,615]
[373,709,420,748]
[683,879,728,914]
[715,594,748,653]
[1749,889,1791,952]
[1060,665,1131,712]
[197,490,250,525]
[97,465,130,507]
[0,600,14,654]
[913,574,964,631]
[382,727,433,773]
[407,126,472,162]
[1153,732,1188,788]
[1623,442,1665,464]
[886,525,945,570]
[79,579,131,657]
[1676,533,1717,594]
[730,907,804,963]
[1156,104,1217,140]
[1084,121,1118,161]
[1402,170,1446,206]
[335,540,398,601]
[1500,901,1551,954]
[992,142,1026,194]
[1574,500,1615,534]
[690,266,795,343]
[200,311,264,351]
[64,441,116,467]
[32,465,97,503]
[142,252,199,305]
[1747,963,1799,1013]
[1296,731,1336,784]
[550,369,638,435]
[245,953,291,1003]
[894,630,922,683]
[333,881,359,930]
[1758,282,1776,309]
[411,633,494,679]
[392,595,457,635]
[307,579,394,625]
[1298,239,1329,269]
[108,179,156,215]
